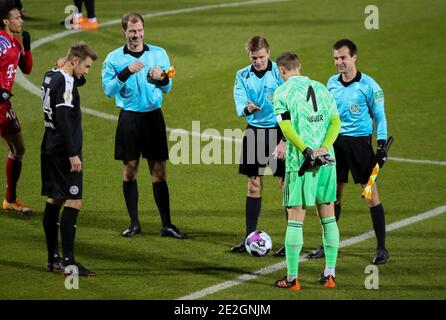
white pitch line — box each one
[15,1,446,166]
[176,205,446,300]
[388,157,446,166]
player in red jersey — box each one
[0,0,33,214]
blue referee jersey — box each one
[102,44,172,112]
[233,60,284,128]
[327,71,387,140]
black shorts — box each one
[334,135,374,185]
[115,108,169,162]
[41,153,83,200]
[239,125,285,177]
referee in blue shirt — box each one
[102,12,185,239]
[307,39,389,264]
[231,36,287,255]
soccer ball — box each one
[245,231,272,257]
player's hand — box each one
[375,139,387,168]
[75,76,87,87]
[0,88,13,103]
[273,139,286,160]
[298,147,315,176]
[247,100,261,114]
[314,154,335,167]
[69,155,82,173]
[303,147,314,162]
[148,67,165,81]
[128,61,145,74]
[22,31,31,51]
[313,147,328,158]
[55,57,66,68]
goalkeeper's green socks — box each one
[285,220,303,281]
[321,216,339,277]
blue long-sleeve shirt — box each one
[233,60,284,128]
[102,44,172,112]
[327,71,387,141]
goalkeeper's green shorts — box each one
[283,165,337,207]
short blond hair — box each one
[67,42,98,62]
[276,51,300,71]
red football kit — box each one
[0,30,32,136]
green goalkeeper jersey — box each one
[274,76,339,172]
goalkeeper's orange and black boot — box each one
[320,274,336,288]
[275,276,301,291]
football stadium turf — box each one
[0,0,445,300]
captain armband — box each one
[275,111,290,123]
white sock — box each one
[88,17,97,23]
[287,275,297,282]
[324,267,335,277]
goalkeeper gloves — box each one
[315,154,335,167]
[298,148,335,176]
[298,148,315,176]
[303,147,314,162]
[375,139,387,168]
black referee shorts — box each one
[334,135,375,185]
[115,108,169,162]
[239,125,285,177]
[41,152,83,200]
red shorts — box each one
[0,103,21,137]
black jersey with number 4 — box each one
[41,69,82,156]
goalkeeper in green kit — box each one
[273,52,341,290]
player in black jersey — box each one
[41,42,97,277]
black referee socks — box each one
[123,180,139,226]
[43,202,62,262]
[152,181,172,228]
[246,197,262,236]
[370,203,386,250]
